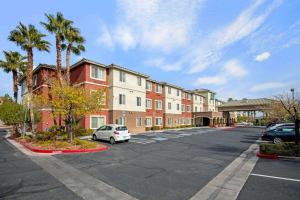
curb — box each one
[17,140,109,154]
[222,127,237,131]
[256,152,279,160]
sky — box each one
[0,0,299,101]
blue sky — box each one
[0,0,299,100]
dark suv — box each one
[262,126,296,144]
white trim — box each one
[146,98,152,109]
[155,100,162,110]
[90,115,106,129]
[155,84,162,94]
[250,173,300,182]
[145,117,152,127]
[90,64,106,81]
[73,81,108,87]
[136,117,142,127]
[146,81,152,91]
[155,117,163,126]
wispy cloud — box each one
[250,82,288,92]
[194,59,247,86]
[255,51,271,61]
[144,58,181,72]
[98,0,203,52]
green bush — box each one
[145,127,151,131]
[73,128,93,137]
[260,143,300,156]
[151,126,161,130]
[74,138,97,149]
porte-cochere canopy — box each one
[217,98,274,112]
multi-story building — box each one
[162,82,183,127]
[20,58,233,133]
[145,79,164,129]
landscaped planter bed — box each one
[257,142,300,159]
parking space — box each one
[55,127,261,200]
[238,159,300,200]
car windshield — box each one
[116,126,128,131]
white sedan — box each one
[92,124,131,144]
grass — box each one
[260,142,300,157]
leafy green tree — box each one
[41,12,73,82]
[0,51,26,102]
[62,26,85,84]
[8,23,50,131]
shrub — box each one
[145,127,151,131]
[73,128,93,137]
[74,138,97,149]
[260,143,300,156]
[151,126,161,130]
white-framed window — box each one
[168,102,172,110]
[155,100,162,110]
[90,116,106,129]
[177,104,180,111]
[182,92,185,99]
[136,117,142,127]
[146,99,152,109]
[137,77,142,86]
[168,87,171,94]
[177,89,180,96]
[195,95,197,100]
[145,117,152,127]
[118,116,126,125]
[181,105,185,112]
[33,74,38,87]
[187,94,191,100]
[136,97,141,107]
[167,118,172,125]
[195,106,198,112]
[155,117,162,126]
[155,84,162,93]
[119,94,126,105]
[119,71,126,82]
[146,81,152,91]
[90,65,105,80]
[186,105,191,112]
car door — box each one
[104,126,113,140]
[95,125,107,140]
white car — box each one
[92,124,131,144]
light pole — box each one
[291,88,295,103]
[291,88,299,145]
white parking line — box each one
[251,173,300,182]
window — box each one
[119,71,126,82]
[177,104,180,111]
[155,117,162,126]
[136,97,141,107]
[177,89,180,96]
[119,94,126,105]
[137,77,142,86]
[145,118,152,127]
[195,95,197,100]
[118,117,126,125]
[182,92,185,99]
[195,106,198,112]
[146,81,152,91]
[136,117,142,127]
[146,99,152,109]
[155,100,162,110]
[168,87,171,94]
[168,102,172,110]
[167,118,172,125]
[155,84,162,93]
[90,90,106,105]
[33,75,37,87]
[186,105,191,112]
[187,94,191,100]
[91,65,105,80]
[181,105,185,112]
[90,116,105,129]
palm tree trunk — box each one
[27,48,35,132]
[66,45,71,85]
[56,35,62,82]
[12,70,18,102]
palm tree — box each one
[41,12,73,82]
[62,27,85,84]
[0,51,26,102]
[8,23,50,131]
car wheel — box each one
[273,137,282,144]
[110,137,115,145]
[93,134,97,141]
[125,139,129,142]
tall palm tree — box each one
[0,51,26,102]
[62,27,85,84]
[8,23,50,131]
[41,12,73,82]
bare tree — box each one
[273,92,300,145]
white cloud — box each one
[97,24,114,49]
[185,0,282,73]
[144,58,181,72]
[250,82,288,92]
[98,0,203,52]
[255,51,271,61]
[194,58,247,86]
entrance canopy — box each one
[217,98,273,112]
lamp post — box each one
[291,88,295,103]
[291,88,299,145]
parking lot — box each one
[55,127,261,200]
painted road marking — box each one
[251,173,300,182]
[130,138,155,144]
[152,137,168,141]
[179,133,192,136]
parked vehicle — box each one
[265,123,294,131]
[236,121,253,127]
[261,126,296,144]
[92,124,131,144]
